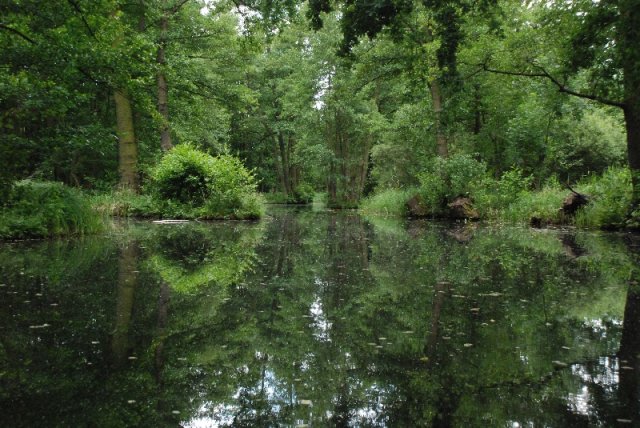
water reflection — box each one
[0,209,638,427]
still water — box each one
[1,206,639,427]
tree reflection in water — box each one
[0,209,638,427]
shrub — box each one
[417,154,487,213]
[500,178,566,225]
[149,144,262,219]
[575,167,633,229]
[0,180,103,239]
[265,183,315,204]
[475,167,533,217]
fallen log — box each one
[562,184,589,216]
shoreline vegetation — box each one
[1,164,638,241]
[361,166,640,231]
[0,146,265,240]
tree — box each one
[308,0,496,159]
[478,0,640,209]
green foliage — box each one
[149,144,263,219]
[575,168,633,229]
[499,178,566,225]
[545,108,627,182]
[360,187,417,217]
[474,167,533,216]
[0,181,102,239]
[417,154,486,212]
[90,190,162,218]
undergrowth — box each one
[0,180,103,239]
[92,145,265,220]
[361,166,636,230]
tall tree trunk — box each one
[619,0,640,208]
[277,131,291,195]
[430,80,449,158]
[115,90,139,190]
[273,134,287,196]
[624,105,640,208]
[157,13,172,152]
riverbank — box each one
[361,167,640,231]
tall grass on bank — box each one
[360,188,418,217]
[575,168,633,229]
[0,180,103,239]
[361,167,635,229]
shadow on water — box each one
[0,209,639,427]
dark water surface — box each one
[1,206,640,427]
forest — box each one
[3,2,640,425]
[1,0,640,237]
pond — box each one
[1,206,639,427]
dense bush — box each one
[148,144,263,219]
[575,168,633,229]
[0,181,103,239]
[265,183,315,204]
[417,154,487,213]
[475,167,534,217]
[499,178,566,225]
[362,164,636,230]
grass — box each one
[360,167,636,230]
[90,189,265,220]
[360,187,418,217]
[0,180,103,239]
[574,168,633,229]
[497,183,567,226]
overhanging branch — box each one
[480,62,625,109]
[0,23,36,44]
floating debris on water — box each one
[463,343,473,348]
[127,400,136,404]
[29,323,50,329]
